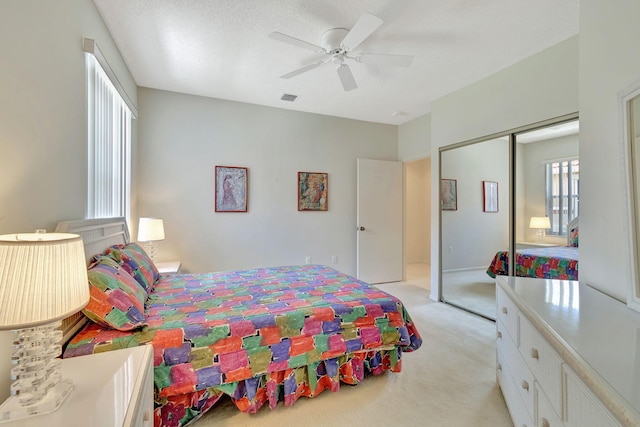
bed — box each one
[485,218,579,280]
[56,218,422,427]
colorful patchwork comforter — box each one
[63,264,422,426]
[486,246,579,280]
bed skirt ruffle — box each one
[154,347,402,427]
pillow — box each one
[83,256,147,331]
[105,242,160,292]
[570,226,579,247]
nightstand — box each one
[155,261,181,274]
[10,346,154,427]
[516,241,559,249]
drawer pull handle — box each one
[497,331,502,339]
[530,348,539,360]
[502,307,508,314]
[521,380,529,391]
[497,363,502,371]
[541,418,550,427]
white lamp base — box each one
[0,379,72,423]
[142,241,157,263]
[0,321,71,423]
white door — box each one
[357,158,403,283]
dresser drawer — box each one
[518,312,563,416]
[563,365,621,427]
[498,316,535,420]
[498,348,535,427]
[535,381,563,427]
[496,286,519,344]
[123,346,154,427]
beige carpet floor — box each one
[193,276,513,427]
[442,268,497,320]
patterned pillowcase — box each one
[570,226,579,247]
[105,242,160,292]
[83,256,147,331]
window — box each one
[545,159,579,235]
[85,39,134,222]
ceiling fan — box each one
[268,13,414,91]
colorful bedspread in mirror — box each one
[486,246,579,280]
[63,264,422,427]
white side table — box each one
[515,241,559,249]
[10,346,154,427]
[155,261,182,274]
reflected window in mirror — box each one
[545,159,579,236]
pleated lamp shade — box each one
[0,233,90,330]
[137,218,165,242]
[529,216,551,229]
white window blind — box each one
[85,40,133,222]
[545,159,579,235]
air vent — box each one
[281,94,298,102]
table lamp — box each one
[0,232,89,423]
[137,218,164,262]
[529,216,551,242]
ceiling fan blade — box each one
[280,59,329,79]
[357,53,414,67]
[268,31,326,53]
[340,13,383,51]
[336,64,357,91]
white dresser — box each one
[496,276,640,427]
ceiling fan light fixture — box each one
[269,12,413,92]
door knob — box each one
[358,226,365,231]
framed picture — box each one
[298,172,328,211]
[215,166,248,212]
[440,179,457,211]
[483,180,498,212]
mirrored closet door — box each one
[440,137,510,320]
[439,117,579,321]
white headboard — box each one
[54,217,130,344]
[567,216,579,246]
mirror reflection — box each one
[440,118,579,320]
[628,92,640,307]
[440,137,509,320]
[509,119,580,284]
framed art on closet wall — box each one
[440,179,457,211]
[483,180,498,212]
[215,166,248,212]
[298,172,328,211]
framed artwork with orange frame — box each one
[298,172,328,211]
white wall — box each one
[136,88,398,276]
[430,36,579,300]
[0,0,138,402]
[398,113,431,162]
[0,0,138,233]
[441,138,510,270]
[518,134,579,244]
[405,158,431,264]
[579,0,640,303]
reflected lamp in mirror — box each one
[0,232,89,423]
[529,216,551,242]
[137,217,165,262]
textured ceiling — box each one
[94,0,579,125]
